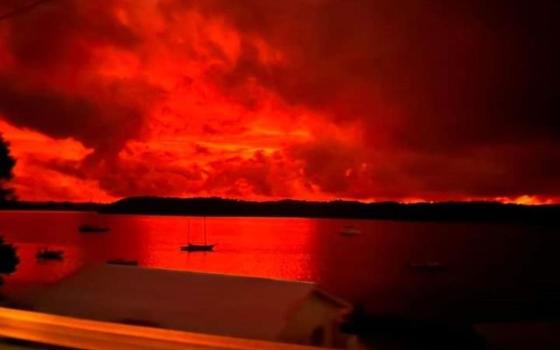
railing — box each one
[0,307,329,350]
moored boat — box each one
[36,249,64,261]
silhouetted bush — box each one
[0,236,19,286]
[0,133,16,203]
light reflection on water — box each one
[2,212,319,284]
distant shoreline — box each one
[1,197,559,225]
[0,201,102,212]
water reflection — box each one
[136,216,316,280]
[5,243,82,284]
[2,211,560,321]
[1,212,317,285]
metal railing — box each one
[0,306,329,350]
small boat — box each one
[106,259,138,266]
[36,249,64,261]
[78,224,110,233]
[181,243,215,252]
[407,261,447,273]
[181,217,215,253]
[340,225,360,236]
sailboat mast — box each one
[187,218,191,243]
[204,217,207,245]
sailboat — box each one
[181,217,215,252]
[79,201,110,233]
[339,225,360,236]
[78,224,110,233]
[407,261,447,273]
[36,248,64,261]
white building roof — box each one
[30,265,348,341]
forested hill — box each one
[99,197,560,224]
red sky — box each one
[0,0,559,204]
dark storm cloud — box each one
[0,76,161,155]
[4,0,138,69]
[175,0,560,145]
[1,0,559,200]
[0,0,161,157]
[165,0,560,198]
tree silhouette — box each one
[0,133,16,202]
[0,237,19,286]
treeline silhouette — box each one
[2,196,559,224]
[96,197,560,225]
[0,201,102,211]
[0,133,16,202]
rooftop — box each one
[29,265,348,341]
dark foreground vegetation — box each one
[343,307,486,350]
[0,236,18,287]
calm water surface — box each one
[1,211,559,321]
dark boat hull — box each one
[79,226,110,233]
[107,259,138,266]
[181,244,215,252]
[36,251,64,260]
[407,262,447,273]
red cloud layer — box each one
[0,0,559,204]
